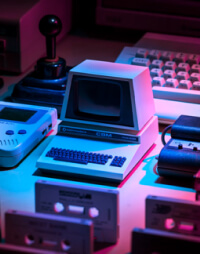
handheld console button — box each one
[18,130,26,134]
[6,130,14,135]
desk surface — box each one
[0,35,197,254]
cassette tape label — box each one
[5,210,93,254]
[35,180,119,243]
[146,195,200,236]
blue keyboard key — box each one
[53,156,88,164]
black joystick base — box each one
[10,15,71,116]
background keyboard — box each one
[116,32,200,124]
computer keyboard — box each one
[46,147,127,167]
[116,32,200,124]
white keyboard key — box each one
[163,69,176,79]
[176,71,189,81]
[152,77,165,87]
[178,80,192,89]
[176,62,190,73]
[147,50,161,61]
[164,78,179,88]
[150,59,164,69]
[190,64,200,73]
[163,61,177,71]
[135,48,149,58]
[173,53,188,64]
[187,54,200,66]
[131,57,151,67]
[189,72,200,82]
[150,68,163,78]
[192,81,200,90]
[160,51,174,62]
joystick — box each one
[11,15,70,115]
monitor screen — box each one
[65,75,134,127]
[77,78,120,119]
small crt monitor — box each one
[60,59,155,137]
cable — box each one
[161,124,172,145]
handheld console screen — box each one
[0,107,36,122]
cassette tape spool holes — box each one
[54,202,99,218]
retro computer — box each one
[36,59,158,182]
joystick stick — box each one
[11,15,70,115]
[36,15,66,79]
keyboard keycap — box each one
[187,54,200,66]
[178,80,192,89]
[152,77,165,87]
[164,78,179,88]
[192,81,200,90]
[190,64,200,74]
[54,156,88,164]
[160,51,174,62]
[173,52,188,65]
[131,57,151,67]
[176,62,190,73]
[189,73,200,82]
[163,61,177,71]
[163,70,176,79]
[176,71,189,81]
[150,59,164,69]
[135,48,149,58]
[147,50,161,61]
[150,68,163,78]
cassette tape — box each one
[146,195,200,236]
[5,210,93,254]
[35,179,119,243]
[131,228,200,254]
[0,243,66,254]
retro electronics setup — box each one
[0,101,57,168]
[11,14,69,116]
[156,115,200,179]
[36,59,158,182]
[0,0,71,73]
